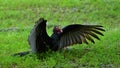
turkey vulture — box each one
[13,18,105,56]
[28,18,105,53]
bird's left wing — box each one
[28,18,51,53]
[58,24,105,49]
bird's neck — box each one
[53,28,63,34]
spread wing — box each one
[28,18,52,53]
[58,24,105,49]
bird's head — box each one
[53,26,63,34]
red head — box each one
[53,26,63,34]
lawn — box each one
[0,0,120,68]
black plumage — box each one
[28,18,105,53]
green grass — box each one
[0,0,120,68]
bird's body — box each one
[28,18,105,53]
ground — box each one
[0,0,120,68]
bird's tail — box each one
[12,51,30,57]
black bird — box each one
[13,18,105,56]
[28,18,105,53]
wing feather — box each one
[85,34,95,43]
[64,34,68,47]
[81,34,88,44]
[68,32,73,45]
[57,24,105,49]
[95,27,105,31]
[85,31,100,40]
[70,33,76,44]
[74,32,81,43]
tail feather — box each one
[13,51,30,57]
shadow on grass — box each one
[35,47,91,60]
[10,47,92,67]
[13,47,91,60]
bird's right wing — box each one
[58,24,105,49]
